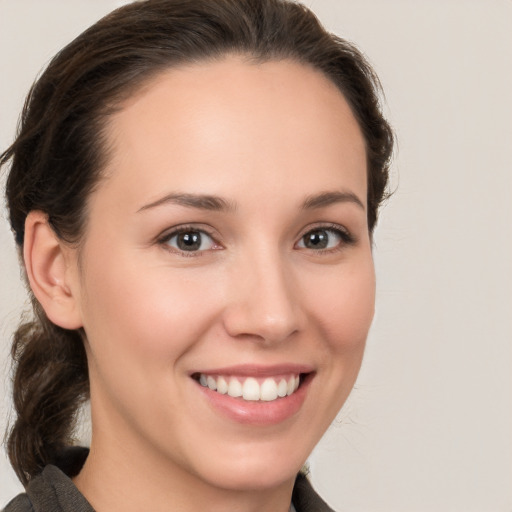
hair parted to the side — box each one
[1,0,394,486]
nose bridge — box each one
[224,243,301,343]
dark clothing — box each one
[3,465,94,512]
[292,473,336,512]
[3,449,335,512]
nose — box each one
[222,250,302,345]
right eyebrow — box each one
[137,192,237,213]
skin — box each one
[28,57,374,512]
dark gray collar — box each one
[26,465,94,512]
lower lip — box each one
[196,375,312,426]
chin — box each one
[206,462,302,493]
[187,441,308,492]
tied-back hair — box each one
[1,0,393,486]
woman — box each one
[1,0,393,510]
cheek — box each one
[79,250,222,367]
[307,257,375,354]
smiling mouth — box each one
[192,373,306,402]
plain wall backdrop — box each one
[1,1,511,510]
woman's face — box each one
[72,57,374,491]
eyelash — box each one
[157,223,356,256]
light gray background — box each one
[1,1,511,510]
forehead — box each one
[98,57,367,211]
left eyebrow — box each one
[301,190,365,210]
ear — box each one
[23,211,83,330]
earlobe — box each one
[23,211,83,330]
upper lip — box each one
[190,363,315,377]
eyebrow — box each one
[138,189,364,214]
[301,191,365,210]
[138,193,236,213]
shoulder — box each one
[2,463,93,512]
[2,493,32,512]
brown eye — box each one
[166,230,215,252]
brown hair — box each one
[1,0,393,486]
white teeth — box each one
[260,378,278,401]
[286,377,295,396]
[227,377,242,398]
[207,376,217,391]
[217,376,228,394]
[198,373,302,402]
[277,379,288,397]
[242,378,260,401]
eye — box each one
[163,229,217,253]
[296,226,352,251]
